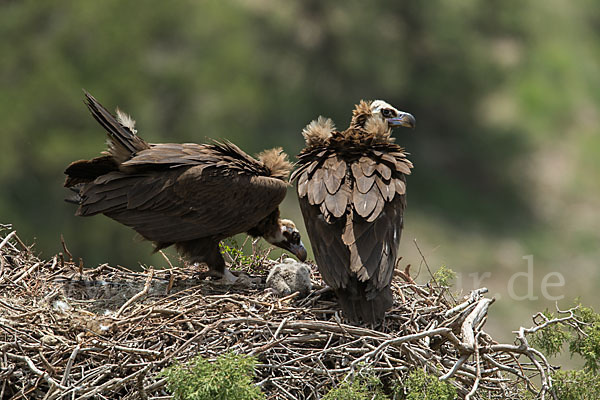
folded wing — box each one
[71,142,287,244]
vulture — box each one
[65,92,307,283]
[291,100,415,323]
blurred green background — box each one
[1,0,599,343]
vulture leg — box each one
[175,238,237,284]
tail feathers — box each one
[335,286,393,324]
[64,185,83,205]
[64,155,118,187]
[83,91,150,163]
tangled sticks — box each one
[0,225,583,399]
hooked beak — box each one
[388,111,416,129]
[285,241,307,262]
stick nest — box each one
[0,225,571,399]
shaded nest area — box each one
[0,224,562,399]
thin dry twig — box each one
[115,268,154,317]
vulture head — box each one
[370,100,416,128]
[351,100,416,133]
[263,219,307,262]
[300,100,416,152]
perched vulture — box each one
[65,92,306,283]
[291,100,415,323]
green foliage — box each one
[323,373,388,400]
[432,265,456,287]
[530,305,600,372]
[219,238,269,274]
[220,239,256,268]
[568,305,600,372]
[551,370,600,400]
[529,310,571,357]
[161,352,264,400]
[398,369,456,400]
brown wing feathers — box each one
[294,100,414,323]
[297,149,410,224]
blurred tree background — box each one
[1,0,599,344]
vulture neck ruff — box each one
[299,100,398,159]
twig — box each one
[461,298,495,350]
[115,269,154,317]
[0,231,17,252]
[444,288,488,318]
[350,327,451,368]
[60,234,73,262]
[5,352,68,391]
[14,261,43,284]
[440,354,469,381]
[465,332,482,400]
[413,239,437,284]
[61,344,80,386]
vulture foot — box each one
[220,268,239,284]
[227,273,261,288]
[200,268,259,288]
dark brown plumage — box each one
[65,92,306,282]
[291,100,415,323]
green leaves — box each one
[552,370,600,400]
[432,265,456,288]
[529,310,572,358]
[401,369,456,400]
[322,372,388,400]
[219,237,271,275]
[322,369,456,400]
[161,352,264,400]
[568,305,600,373]
[530,304,600,373]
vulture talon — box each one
[64,91,307,280]
[218,269,260,287]
[211,268,241,286]
[291,99,415,325]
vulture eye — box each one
[291,231,300,243]
[381,109,395,118]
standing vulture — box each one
[291,100,415,323]
[65,92,306,283]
